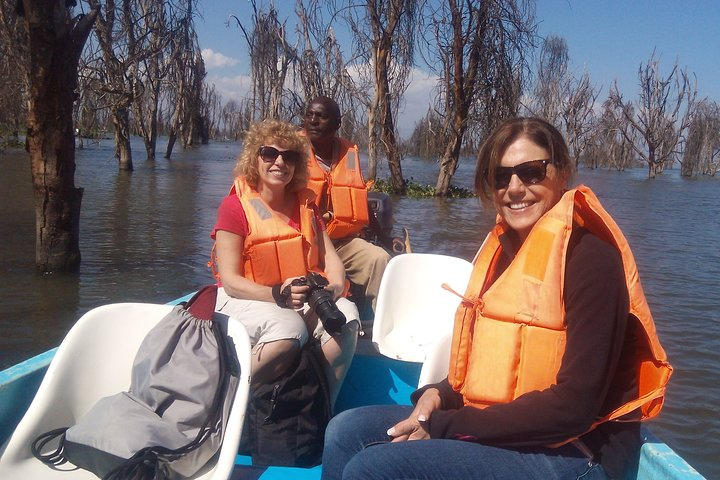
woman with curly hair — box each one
[211,119,359,405]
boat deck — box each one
[0,338,706,479]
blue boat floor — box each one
[227,341,417,479]
[231,457,321,479]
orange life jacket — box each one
[230,177,324,286]
[448,185,672,436]
[307,138,370,240]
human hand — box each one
[325,281,345,301]
[387,388,441,442]
[280,276,310,309]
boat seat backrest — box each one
[417,330,453,388]
[372,253,472,363]
[0,302,252,480]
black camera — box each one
[291,272,346,336]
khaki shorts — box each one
[215,287,359,351]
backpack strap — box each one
[30,428,69,467]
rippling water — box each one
[1,139,718,478]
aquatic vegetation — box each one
[371,178,474,198]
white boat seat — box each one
[372,253,472,363]
[0,302,252,480]
[417,329,453,388]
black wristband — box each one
[272,284,292,308]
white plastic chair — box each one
[372,253,472,363]
[417,330,453,388]
[0,302,252,480]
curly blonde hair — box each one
[234,119,310,192]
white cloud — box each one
[202,49,241,69]
[399,68,438,134]
[207,74,251,102]
[204,64,438,138]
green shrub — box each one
[371,178,474,198]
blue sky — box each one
[196,1,720,136]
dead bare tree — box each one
[87,0,136,170]
[562,71,599,166]
[609,51,697,178]
[165,1,203,158]
[525,35,598,167]
[134,0,164,159]
[293,0,360,141]
[294,0,325,102]
[200,81,221,141]
[13,0,99,272]
[682,99,720,176]
[586,98,636,171]
[422,0,534,196]
[220,99,244,140]
[75,41,113,144]
[233,0,296,122]
[132,0,193,160]
[404,108,447,159]
[0,1,28,146]
[293,2,349,101]
[184,49,208,145]
[344,0,416,191]
[529,34,568,125]
[73,81,110,145]
[87,0,177,170]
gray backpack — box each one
[32,286,240,479]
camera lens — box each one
[308,289,345,336]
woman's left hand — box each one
[387,388,441,442]
[325,281,345,301]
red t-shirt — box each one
[211,194,325,239]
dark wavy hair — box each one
[233,119,310,192]
[474,117,573,203]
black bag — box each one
[31,286,240,480]
[238,341,331,468]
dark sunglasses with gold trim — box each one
[491,159,552,189]
[257,145,301,165]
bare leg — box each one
[251,338,300,384]
[321,320,359,408]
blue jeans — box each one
[321,405,608,480]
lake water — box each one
[1,139,718,478]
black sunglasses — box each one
[492,159,552,189]
[258,146,300,165]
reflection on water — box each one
[1,140,718,478]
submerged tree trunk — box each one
[435,120,464,195]
[22,2,98,273]
[144,120,157,161]
[144,81,160,161]
[113,106,134,171]
[374,34,404,193]
[366,98,379,181]
[139,78,160,161]
[165,128,178,159]
[378,81,404,192]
